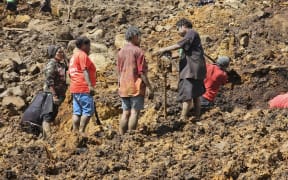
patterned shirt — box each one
[44,59,67,97]
[117,43,148,97]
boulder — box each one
[10,86,25,97]
[84,29,104,41]
[90,43,108,53]
[56,26,74,40]
[2,72,20,83]
[223,0,245,9]
[0,51,21,64]
[0,84,5,93]
[240,35,249,47]
[2,96,26,110]
[29,64,40,75]
[114,34,127,49]
[89,53,112,71]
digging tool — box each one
[93,100,101,125]
[157,51,173,120]
[204,53,216,63]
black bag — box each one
[20,92,49,135]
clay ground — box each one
[0,0,288,179]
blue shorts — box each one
[72,93,94,116]
[121,96,144,111]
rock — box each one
[281,46,288,53]
[28,19,57,33]
[0,84,5,93]
[86,23,96,30]
[0,58,18,72]
[114,34,127,49]
[0,51,21,64]
[89,53,112,71]
[86,29,104,41]
[201,35,213,45]
[56,26,73,40]
[155,25,164,32]
[117,12,128,24]
[92,15,109,23]
[223,0,245,9]
[67,40,76,52]
[240,35,249,47]
[2,96,26,110]
[90,43,108,53]
[29,64,40,75]
[10,86,25,97]
[6,15,31,24]
[2,72,20,83]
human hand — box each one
[53,96,60,105]
[89,85,95,96]
[152,48,165,57]
[147,87,154,100]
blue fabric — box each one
[200,96,214,107]
[121,96,144,110]
[73,93,94,116]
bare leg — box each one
[79,116,90,135]
[42,120,51,139]
[119,110,130,135]
[181,101,192,120]
[128,109,140,131]
[72,114,80,132]
[193,97,201,120]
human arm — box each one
[141,74,154,99]
[153,44,181,56]
[83,69,95,96]
[45,61,60,103]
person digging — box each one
[154,18,207,121]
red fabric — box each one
[269,93,288,108]
[117,43,147,97]
[202,64,228,102]
[69,49,96,93]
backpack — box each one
[20,92,50,135]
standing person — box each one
[117,26,154,135]
[42,45,67,139]
[5,0,17,12]
[40,0,52,13]
[69,36,96,136]
[154,18,206,121]
[201,56,230,107]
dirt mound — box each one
[0,0,287,179]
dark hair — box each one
[125,26,141,41]
[176,18,193,28]
[75,36,90,48]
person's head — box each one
[125,26,141,46]
[216,56,230,70]
[176,18,193,37]
[47,45,64,61]
[75,36,91,54]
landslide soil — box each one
[0,0,288,179]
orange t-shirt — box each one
[69,49,96,93]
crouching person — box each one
[201,56,230,107]
[42,45,68,139]
[69,36,96,136]
[117,26,154,135]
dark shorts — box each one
[6,2,17,11]
[200,96,214,107]
[177,78,205,102]
[121,96,144,111]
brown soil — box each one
[0,0,287,179]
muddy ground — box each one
[0,0,287,179]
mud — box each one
[0,0,288,179]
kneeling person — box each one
[201,56,230,107]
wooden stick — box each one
[3,27,30,31]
